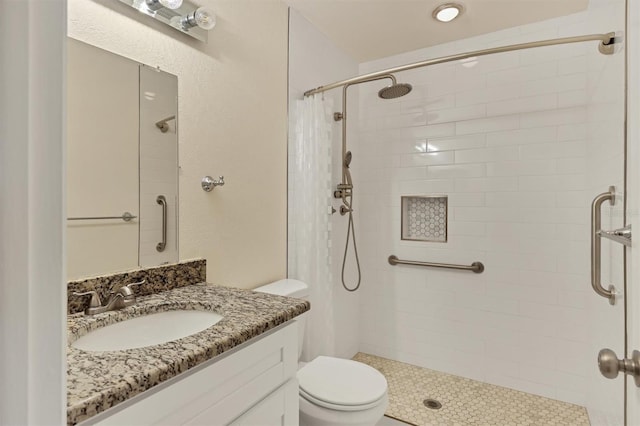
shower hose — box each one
[341,208,362,292]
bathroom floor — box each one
[354,353,590,426]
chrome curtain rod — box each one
[304,32,618,97]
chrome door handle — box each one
[156,195,167,252]
[598,348,640,387]
[591,186,616,304]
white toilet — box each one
[255,279,388,426]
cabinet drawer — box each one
[83,322,298,426]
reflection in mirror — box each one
[67,39,178,280]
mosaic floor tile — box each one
[354,353,590,426]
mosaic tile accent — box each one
[401,196,447,242]
[67,259,206,314]
[353,353,590,426]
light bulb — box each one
[145,0,182,11]
[192,6,216,30]
[159,0,183,9]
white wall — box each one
[355,9,625,408]
[68,0,289,288]
[0,0,66,423]
[288,9,361,359]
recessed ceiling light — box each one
[432,3,464,23]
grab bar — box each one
[67,212,136,222]
[156,195,167,252]
[591,186,617,305]
[388,255,484,273]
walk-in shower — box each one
[305,32,618,293]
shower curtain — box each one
[289,94,335,361]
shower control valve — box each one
[334,183,352,199]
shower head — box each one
[378,82,412,99]
[344,151,352,168]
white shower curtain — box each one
[289,94,334,361]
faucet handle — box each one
[117,279,146,297]
[72,291,102,308]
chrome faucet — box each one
[73,280,145,315]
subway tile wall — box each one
[354,9,625,408]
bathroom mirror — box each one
[66,38,178,280]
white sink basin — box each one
[72,310,223,351]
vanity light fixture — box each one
[119,0,213,42]
[432,3,464,23]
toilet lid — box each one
[297,356,388,410]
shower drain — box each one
[423,399,442,410]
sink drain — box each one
[423,399,442,410]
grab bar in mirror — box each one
[156,195,167,252]
[388,255,484,273]
[67,212,137,222]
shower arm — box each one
[339,74,396,188]
[304,32,618,97]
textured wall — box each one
[68,0,288,288]
[355,10,625,407]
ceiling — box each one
[287,0,589,63]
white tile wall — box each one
[356,7,625,409]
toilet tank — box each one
[253,279,309,299]
[254,279,308,360]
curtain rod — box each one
[304,32,619,97]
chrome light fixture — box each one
[432,3,464,23]
[179,6,216,30]
[119,0,215,42]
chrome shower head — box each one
[378,82,413,99]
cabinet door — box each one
[228,379,299,426]
[84,322,297,426]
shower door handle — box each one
[591,186,616,304]
[156,195,167,252]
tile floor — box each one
[354,353,590,426]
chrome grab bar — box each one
[156,195,167,252]
[388,255,484,273]
[591,186,617,305]
[67,212,136,222]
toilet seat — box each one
[298,356,388,412]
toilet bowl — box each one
[254,279,388,426]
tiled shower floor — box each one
[354,353,590,426]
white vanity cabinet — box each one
[81,322,299,426]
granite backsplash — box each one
[67,259,206,314]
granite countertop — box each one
[67,283,309,425]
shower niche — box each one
[401,195,447,242]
